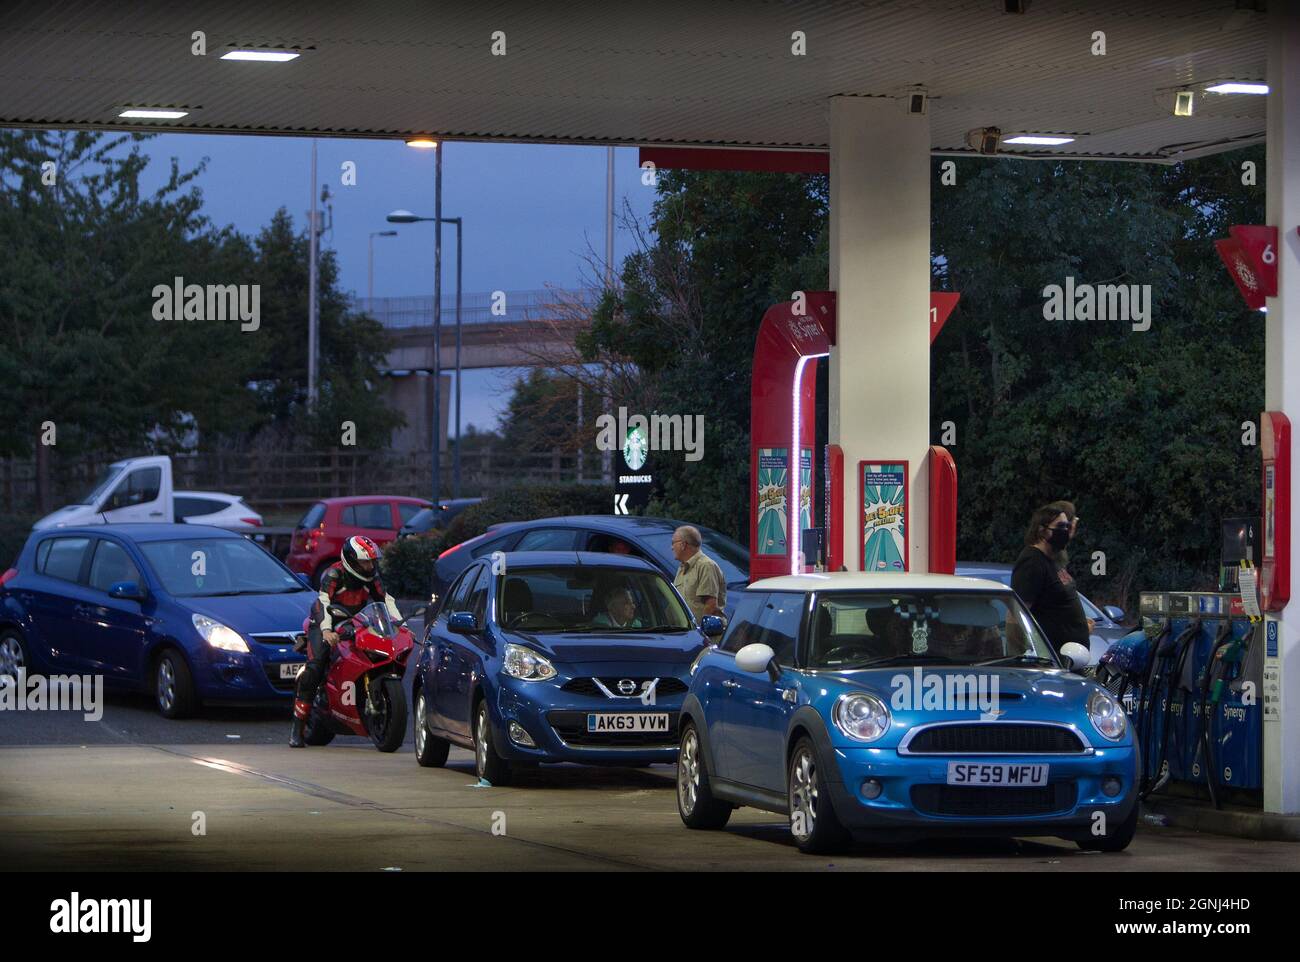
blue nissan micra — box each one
[676,572,1138,854]
[412,551,722,784]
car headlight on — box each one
[1087,688,1127,741]
[192,614,249,653]
[833,692,890,742]
[502,643,557,681]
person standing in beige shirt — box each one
[670,525,726,621]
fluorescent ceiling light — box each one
[405,138,438,149]
[1205,82,1268,95]
[221,49,300,62]
[1003,135,1075,146]
[118,108,188,119]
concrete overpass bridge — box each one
[360,289,594,372]
[359,288,597,451]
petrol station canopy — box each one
[0,0,1269,163]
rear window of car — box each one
[397,502,427,525]
[470,532,522,558]
[298,503,326,529]
[37,537,91,582]
[342,503,394,529]
[175,496,228,518]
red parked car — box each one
[287,496,431,587]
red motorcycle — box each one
[298,601,419,752]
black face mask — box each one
[1046,527,1071,550]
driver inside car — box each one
[592,587,642,629]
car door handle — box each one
[721,679,740,690]
[149,510,164,516]
[73,603,90,617]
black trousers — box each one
[294,624,333,704]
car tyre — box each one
[474,701,512,786]
[676,721,732,830]
[0,628,30,684]
[1075,801,1138,852]
[154,649,198,719]
[414,688,450,767]
[788,737,851,855]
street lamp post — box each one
[387,204,464,503]
[368,230,397,304]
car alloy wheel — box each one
[415,693,428,756]
[475,705,489,778]
[678,727,700,815]
[0,636,24,682]
[790,745,818,841]
[157,657,176,712]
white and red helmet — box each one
[341,535,381,581]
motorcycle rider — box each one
[289,535,402,747]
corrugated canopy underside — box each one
[0,0,1269,162]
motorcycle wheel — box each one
[369,676,407,753]
[303,692,335,746]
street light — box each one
[386,206,464,501]
[368,230,397,304]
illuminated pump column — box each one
[749,293,834,581]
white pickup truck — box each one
[33,455,175,529]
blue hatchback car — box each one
[677,572,1139,854]
[412,551,723,783]
[0,524,316,717]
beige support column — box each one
[829,96,932,573]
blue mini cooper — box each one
[412,551,722,783]
[676,573,1138,854]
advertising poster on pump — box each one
[861,461,908,572]
[757,448,788,555]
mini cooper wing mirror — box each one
[1059,642,1090,671]
[1103,605,1125,622]
[735,642,779,681]
[448,611,479,634]
[699,615,725,638]
[108,580,146,602]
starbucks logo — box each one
[623,426,648,470]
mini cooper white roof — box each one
[748,572,1012,594]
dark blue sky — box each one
[137,134,655,430]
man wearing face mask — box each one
[1011,500,1092,656]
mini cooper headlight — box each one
[833,692,890,742]
[192,613,249,653]
[502,643,557,681]
[1087,688,1127,741]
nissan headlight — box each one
[502,643,556,681]
[833,692,890,742]
[192,614,249,653]
[1087,689,1127,741]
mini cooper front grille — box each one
[560,677,689,699]
[546,710,679,747]
[911,782,1077,818]
[904,724,1086,755]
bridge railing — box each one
[354,289,596,328]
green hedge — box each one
[380,483,610,598]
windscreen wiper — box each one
[851,653,968,669]
[974,653,1057,667]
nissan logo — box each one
[617,679,637,695]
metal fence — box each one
[0,447,603,518]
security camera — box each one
[966,127,1002,155]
